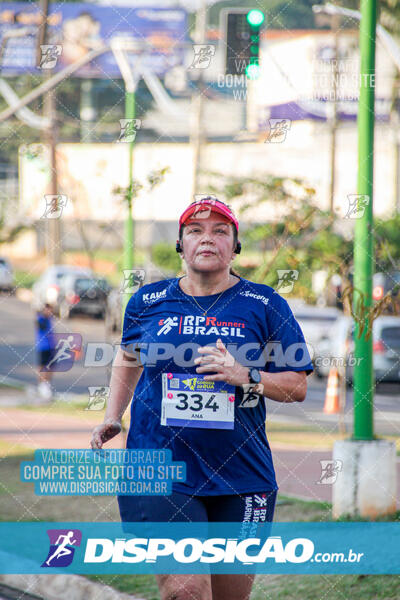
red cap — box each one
[179,198,239,233]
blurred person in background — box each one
[35,303,56,401]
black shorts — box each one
[118,489,277,524]
[38,349,54,367]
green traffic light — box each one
[245,63,261,80]
[246,9,265,27]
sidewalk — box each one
[1,389,399,506]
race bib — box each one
[161,373,235,430]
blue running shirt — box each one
[35,314,55,352]
[121,276,313,496]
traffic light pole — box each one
[191,0,207,198]
[353,0,376,441]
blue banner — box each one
[0,3,188,77]
[0,522,399,574]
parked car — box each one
[0,257,14,293]
[314,316,352,378]
[32,265,92,312]
[286,300,341,368]
[58,275,112,319]
[105,266,174,335]
[315,315,400,383]
[105,286,123,335]
[372,271,400,303]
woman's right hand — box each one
[90,419,122,450]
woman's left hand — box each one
[194,338,249,386]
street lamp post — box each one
[353,0,376,441]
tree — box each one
[205,170,354,302]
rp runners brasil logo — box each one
[41,529,82,567]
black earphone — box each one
[176,239,241,254]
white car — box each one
[0,257,14,293]
[286,299,341,367]
[315,315,400,383]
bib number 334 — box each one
[161,373,235,430]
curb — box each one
[0,377,26,391]
[0,382,89,407]
[0,575,146,600]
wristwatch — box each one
[248,367,261,385]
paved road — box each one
[0,295,111,395]
[0,296,399,435]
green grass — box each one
[83,573,400,600]
[85,574,160,600]
[0,451,121,521]
[2,402,130,430]
[266,422,400,453]
[14,270,38,289]
[12,398,97,415]
[251,574,400,600]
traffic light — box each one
[224,9,265,78]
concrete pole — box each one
[39,0,61,265]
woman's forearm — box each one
[104,347,143,422]
[259,370,307,403]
